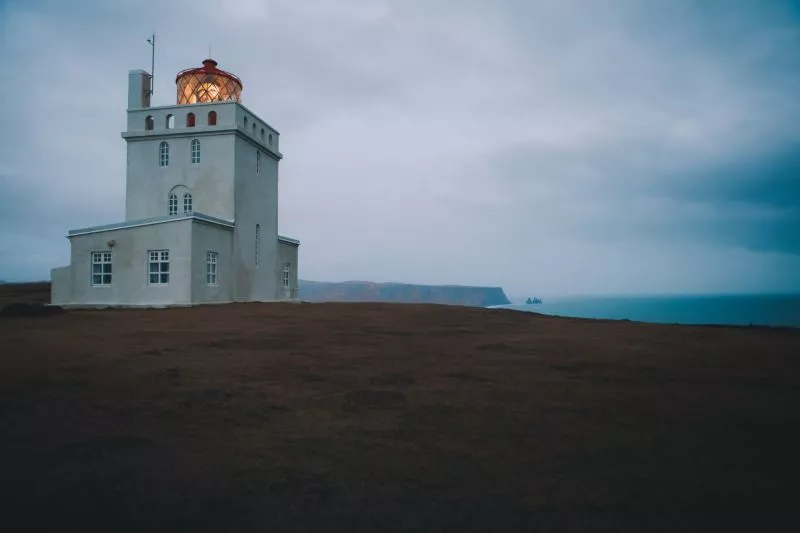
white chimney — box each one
[127,69,151,109]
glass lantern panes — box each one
[176,72,242,104]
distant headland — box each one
[298,280,511,307]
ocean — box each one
[494,294,800,328]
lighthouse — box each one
[50,57,300,307]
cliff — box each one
[298,280,511,307]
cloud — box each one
[1,0,799,294]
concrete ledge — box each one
[278,235,300,246]
[52,303,196,310]
[67,212,234,237]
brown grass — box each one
[1,283,799,531]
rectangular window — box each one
[148,250,170,285]
[282,265,290,288]
[255,224,260,268]
[91,251,112,286]
[206,251,218,285]
[159,142,169,167]
[191,139,200,164]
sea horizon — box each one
[496,293,800,328]
[510,291,800,300]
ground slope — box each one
[1,284,799,532]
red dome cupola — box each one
[175,58,243,105]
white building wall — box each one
[122,100,283,232]
[126,102,237,133]
[232,136,280,301]
[66,220,193,306]
[124,127,236,222]
[277,241,299,300]
[50,266,72,305]
[234,104,280,154]
[190,223,234,304]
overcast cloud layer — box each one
[1,0,799,296]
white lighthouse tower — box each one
[50,58,300,307]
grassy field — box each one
[1,283,798,531]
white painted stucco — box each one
[50,266,71,305]
[66,218,194,306]
[278,239,300,300]
[190,221,234,304]
[232,133,280,301]
[51,59,300,307]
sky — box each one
[1,0,799,296]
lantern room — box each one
[175,58,243,105]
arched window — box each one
[145,115,154,131]
[260,128,265,140]
[256,151,260,174]
[255,224,260,268]
[159,141,169,167]
[191,139,200,164]
[183,193,193,213]
[268,133,273,146]
[208,110,217,126]
[166,114,174,129]
[168,193,178,215]
[186,112,196,127]
[252,123,256,135]
[244,116,248,129]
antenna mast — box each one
[146,34,155,96]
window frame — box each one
[90,251,112,286]
[148,250,170,285]
[168,193,178,215]
[255,224,260,268]
[159,141,169,167]
[191,139,200,164]
[206,251,218,285]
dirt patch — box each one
[0,302,64,318]
[1,282,799,532]
[341,389,408,412]
[370,371,416,387]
